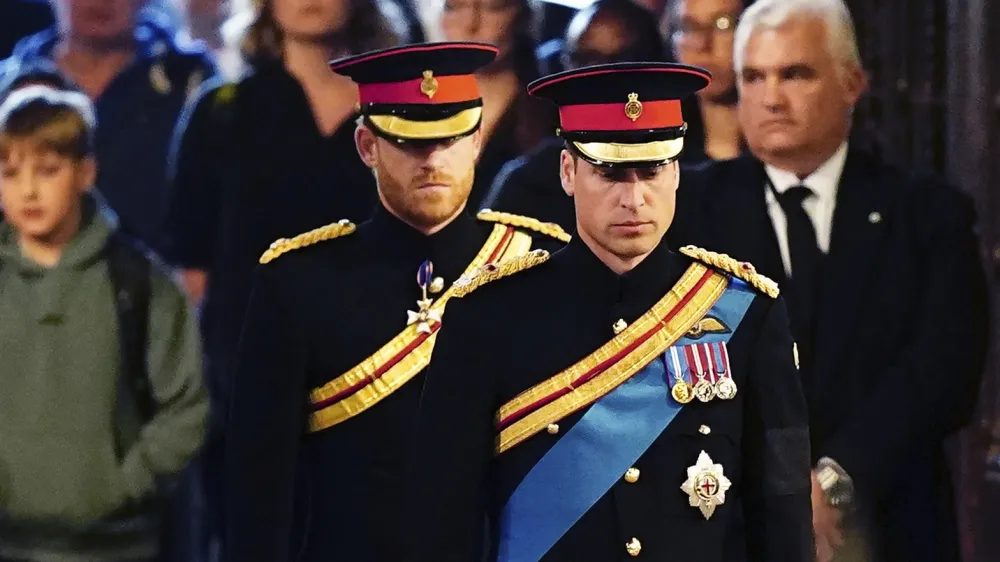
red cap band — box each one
[558,99,683,132]
[359,74,480,105]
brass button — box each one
[699,424,711,435]
[613,318,628,334]
[428,276,445,294]
[547,423,560,435]
[626,537,642,557]
[624,467,640,483]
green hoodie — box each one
[0,195,208,560]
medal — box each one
[715,378,737,400]
[685,345,716,402]
[680,450,732,520]
[710,342,737,400]
[693,376,715,402]
[671,381,694,404]
[667,347,694,404]
[406,260,442,333]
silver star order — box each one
[406,301,442,334]
[680,450,732,520]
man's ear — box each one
[841,63,868,107]
[559,149,577,197]
[355,125,379,169]
[470,127,483,156]
[77,156,96,193]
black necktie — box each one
[773,184,822,366]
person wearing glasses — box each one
[662,0,746,163]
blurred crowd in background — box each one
[0,0,997,561]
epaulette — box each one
[451,249,551,298]
[679,245,779,298]
[259,220,356,265]
[477,209,571,243]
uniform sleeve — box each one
[120,269,209,500]
[224,265,309,562]
[400,298,498,562]
[821,185,988,498]
[161,81,229,269]
[742,296,813,562]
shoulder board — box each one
[452,249,551,298]
[477,209,571,243]
[678,245,779,298]
[259,220,356,265]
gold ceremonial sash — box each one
[495,263,729,454]
[307,224,533,433]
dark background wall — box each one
[845,0,999,559]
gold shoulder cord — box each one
[678,245,779,298]
[452,249,551,298]
[259,219,356,265]
[477,209,572,243]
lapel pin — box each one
[868,211,882,224]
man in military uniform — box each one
[403,62,813,562]
[223,42,569,562]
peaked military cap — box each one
[527,62,711,167]
[330,42,498,144]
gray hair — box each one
[733,0,861,75]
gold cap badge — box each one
[420,70,438,99]
[624,92,643,122]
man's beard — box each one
[375,165,473,229]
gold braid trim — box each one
[477,209,572,243]
[679,245,779,298]
[452,249,550,298]
[259,219,356,264]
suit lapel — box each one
[812,150,889,382]
[714,158,788,286]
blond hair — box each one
[0,86,96,161]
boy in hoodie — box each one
[0,86,208,561]
[0,1,216,250]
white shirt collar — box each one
[764,141,849,201]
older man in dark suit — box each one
[672,1,989,561]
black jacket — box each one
[224,209,567,562]
[671,149,989,561]
[403,236,813,562]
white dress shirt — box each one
[763,142,849,277]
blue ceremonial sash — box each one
[496,278,756,562]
